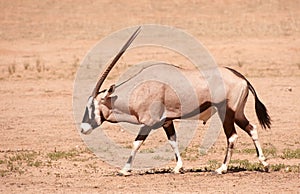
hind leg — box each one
[216,108,238,174]
[235,115,269,171]
[163,120,183,173]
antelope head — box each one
[80,27,141,134]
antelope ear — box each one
[100,84,115,100]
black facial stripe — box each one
[81,97,99,129]
[90,101,95,119]
[82,107,90,123]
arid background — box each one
[0,0,299,193]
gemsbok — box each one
[80,27,271,175]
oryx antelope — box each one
[80,27,271,175]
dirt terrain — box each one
[0,1,299,193]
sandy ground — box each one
[0,1,300,193]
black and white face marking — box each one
[80,96,100,134]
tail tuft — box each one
[254,96,271,129]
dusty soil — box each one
[0,1,299,193]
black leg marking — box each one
[163,120,183,173]
[163,120,176,141]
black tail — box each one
[225,67,271,129]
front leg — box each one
[119,125,151,176]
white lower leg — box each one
[120,140,143,175]
[169,140,183,173]
[256,144,269,168]
[216,134,238,174]
[249,125,269,168]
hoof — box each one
[215,167,227,174]
[263,164,270,172]
[215,165,227,175]
[118,169,131,176]
[173,167,184,174]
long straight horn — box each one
[92,26,142,98]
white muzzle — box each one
[80,123,93,135]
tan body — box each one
[99,64,246,127]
